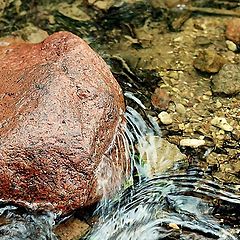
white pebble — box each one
[226,40,237,52]
[211,117,233,132]
[180,138,206,148]
[158,111,173,125]
[0,41,10,46]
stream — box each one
[84,99,240,240]
[0,1,240,239]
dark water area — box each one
[0,205,56,239]
[0,0,240,239]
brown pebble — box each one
[151,88,170,110]
[193,49,226,73]
[54,218,90,240]
[226,18,240,45]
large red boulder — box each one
[0,32,127,214]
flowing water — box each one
[84,94,240,240]
[0,93,239,240]
[85,175,240,240]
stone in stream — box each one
[0,32,127,214]
[225,18,240,45]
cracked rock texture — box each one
[0,31,127,214]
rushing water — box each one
[0,93,239,240]
[85,94,240,240]
[85,175,240,240]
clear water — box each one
[86,174,240,240]
[0,93,239,240]
[85,93,240,240]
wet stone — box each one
[0,32,127,214]
[211,117,233,132]
[211,63,240,96]
[180,138,206,148]
[175,103,186,115]
[15,24,49,44]
[151,88,170,110]
[226,40,237,52]
[158,111,173,125]
[193,49,225,73]
[226,18,240,45]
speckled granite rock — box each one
[0,31,127,214]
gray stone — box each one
[212,64,240,95]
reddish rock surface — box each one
[151,88,170,110]
[0,32,127,214]
[226,18,240,45]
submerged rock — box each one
[0,32,127,214]
[211,63,240,96]
[226,18,240,45]
[193,49,225,73]
[158,111,173,125]
[151,88,170,110]
[137,136,186,176]
[211,117,233,132]
[179,138,206,148]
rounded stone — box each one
[211,64,240,96]
[226,18,240,45]
[158,111,173,125]
[226,40,237,52]
[0,32,127,214]
[175,103,186,115]
[180,139,206,148]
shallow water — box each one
[86,174,240,240]
[85,95,240,240]
[0,1,240,239]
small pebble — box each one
[226,18,240,45]
[211,117,233,132]
[205,90,212,96]
[226,40,237,52]
[193,49,225,73]
[175,103,186,115]
[169,223,180,230]
[178,123,185,130]
[180,138,206,148]
[215,100,222,108]
[151,88,170,110]
[158,111,173,125]
[168,71,179,80]
[0,41,10,46]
